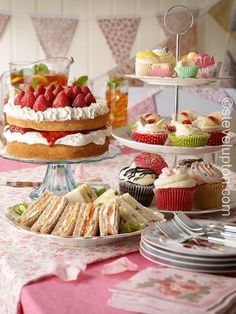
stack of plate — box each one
[140,221,236,274]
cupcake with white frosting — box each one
[135,50,159,76]
[119,162,158,206]
[193,112,227,146]
[154,167,196,211]
[132,113,168,145]
[168,122,209,147]
[189,161,226,209]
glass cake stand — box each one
[0,145,120,199]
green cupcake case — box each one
[168,134,209,147]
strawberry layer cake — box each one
[3,83,110,160]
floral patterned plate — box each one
[139,243,236,274]
[142,220,236,258]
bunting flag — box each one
[209,0,236,40]
[0,13,10,39]
[221,51,236,88]
[97,17,140,65]
[185,87,230,104]
[31,17,78,57]
[156,10,199,56]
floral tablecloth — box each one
[0,152,236,314]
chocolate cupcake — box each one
[119,162,157,206]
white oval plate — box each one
[139,245,236,274]
[125,74,218,86]
[141,238,236,263]
[4,208,164,247]
[112,126,230,155]
[142,220,236,258]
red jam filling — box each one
[7,125,107,147]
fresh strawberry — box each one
[181,111,188,117]
[64,86,75,103]
[53,84,64,96]
[85,92,96,106]
[14,91,25,106]
[132,131,167,145]
[33,95,50,112]
[182,119,192,125]
[81,85,91,96]
[167,125,176,133]
[34,84,45,98]
[73,85,83,96]
[20,91,36,108]
[52,91,70,108]
[72,94,86,108]
[147,119,156,124]
[44,89,55,105]
[46,83,56,92]
[208,115,219,123]
[25,86,34,93]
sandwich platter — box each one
[4,185,164,247]
[5,209,142,247]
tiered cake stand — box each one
[0,145,120,199]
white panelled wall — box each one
[0,0,228,89]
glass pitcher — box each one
[9,56,74,89]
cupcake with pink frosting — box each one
[194,53,221,78]
[154,167,196,211]
[189,161,226,209]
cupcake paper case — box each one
[189,161,226,209]
[119,162,158,206]
[154,167,196,211]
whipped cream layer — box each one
[4,97,109,123]
[154,167,196,189]
[4,126,111,147]
[173,122,208,137]
[135,116,167,134]
[193,114,222,131]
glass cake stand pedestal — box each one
[0,145,120,199]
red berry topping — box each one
[85,92,96,106]
[64,86,75,103]
[208,115,219,123]
[14,91,25,106]
[81,85,91,96]
[46,83,56,92]
[182,119,192,125]
[52,91,70,108]
[33,95,50,112]
[20,91,36,108]
[147,119,156,124]
[181,111,189,117]
[72,94,86,108]
[53,84,64,96]
[44,89,55,105]
[73,85,83,96]
[34,84,45,98]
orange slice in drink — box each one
[32,74,49,85]
[11,76,23,84]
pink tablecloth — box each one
[21,252,152,314]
